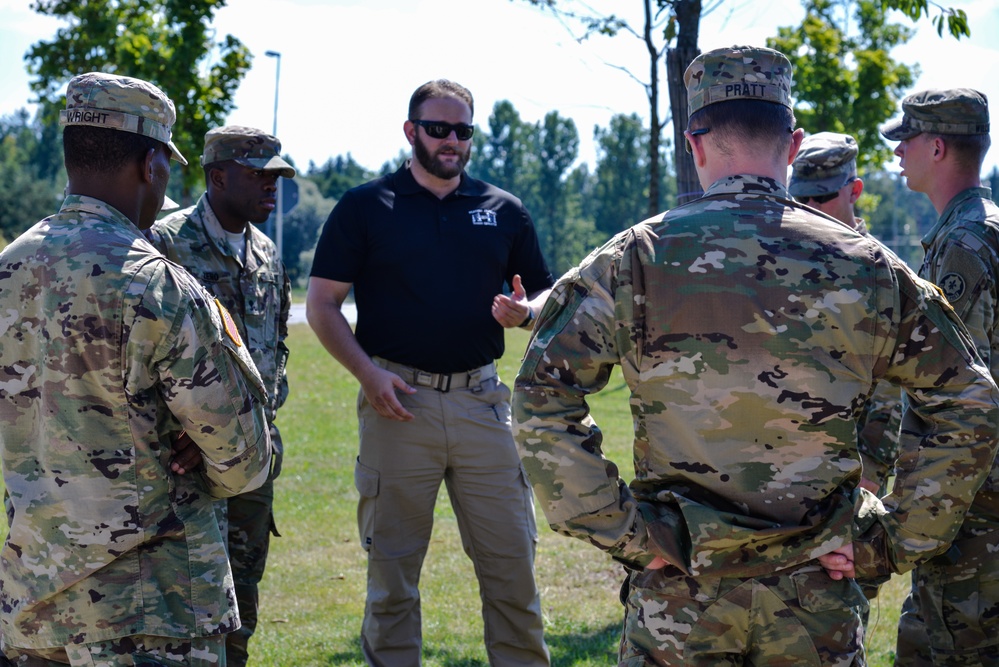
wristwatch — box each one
[519,308,535,329]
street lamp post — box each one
[265,50,283,258]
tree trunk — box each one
[668,0,702,205]
[644,0,661,217]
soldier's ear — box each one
[787,128,805,165]
[931,136,947,162]
[684,129,708,167]
[141,148,157,184]
[207,164,227,190]
[849,177,864,204]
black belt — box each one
[373,358,497,393]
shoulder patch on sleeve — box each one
[939,272,966,304]
[215,298,243,347]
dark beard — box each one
[414,134,469,179]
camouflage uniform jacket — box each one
[0,196,272,648]
[918,186,999,535]
[149,195,290,423]
[514,175,999,581]
[849,217,902,493]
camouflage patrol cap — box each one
[684,45,793,117]
[880,88,990,141]
[789,132,859,198]
[201,126,296,178]
[59,72,187,165]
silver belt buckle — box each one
[434,373,452,392]
[414,370,451,392]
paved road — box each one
[288,301,356,325]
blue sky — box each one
[2,0,998,176]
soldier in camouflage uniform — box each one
[513,46,999,666]
[147,126,294,667]
[790,131,901,496]
[790,132,866,234]
[881,88,999,666]
[0,73,272,666]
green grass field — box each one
[0,322,909,665]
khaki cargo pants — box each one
[354,359,549,667]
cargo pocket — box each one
[928,560,999,653]
[794,568,868,613]
[791,567,868,665]
[354,457,379,552]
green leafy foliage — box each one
[514,0,682,212]
[308,155,376,203]
[593,113,653,236]
[26,0,252,201]
[279,177,335,287]
[518,0,971,206]
[769,0,917,172]
[469,101,604,276]
[880,0,969,38]
[859,170,937,267]
[0,109,64,241]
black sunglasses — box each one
[411,119,475,141]
[800,177,857,205]
[801,191,840,205]
[684,127,710,154]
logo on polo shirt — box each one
[470,209,498,226]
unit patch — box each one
[939,272,966,303]
[215,298,243,347]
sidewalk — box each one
[288,301,356,325]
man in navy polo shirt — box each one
[307,79,552,667]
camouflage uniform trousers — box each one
[618,562,868,666]
[895,533,999,667]
[224,424,282,667]
[1,635,225,667]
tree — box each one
[518,0,971,208]
[25,0,251,202]
[307,154,376,202]
[769,0,917,170]
[470,101,600,274]
[592,114,652,236]
[884,0,968,38]
[0,109,64,240]
[861,169,935,266]
[472,100,538,199]
[282,177,335,286]
[520,0,714,210]
[533,111,594,274]
[557,163,605,273]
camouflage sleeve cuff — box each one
[858,450,891,493]
[640,501,693,574]
[851,523,894,581]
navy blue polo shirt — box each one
[311,164,554,373]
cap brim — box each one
[235,156,296,178]
[879,116,921,142]
[168,140,189,166]
[789,172,852,198]
[160,194,181,212]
